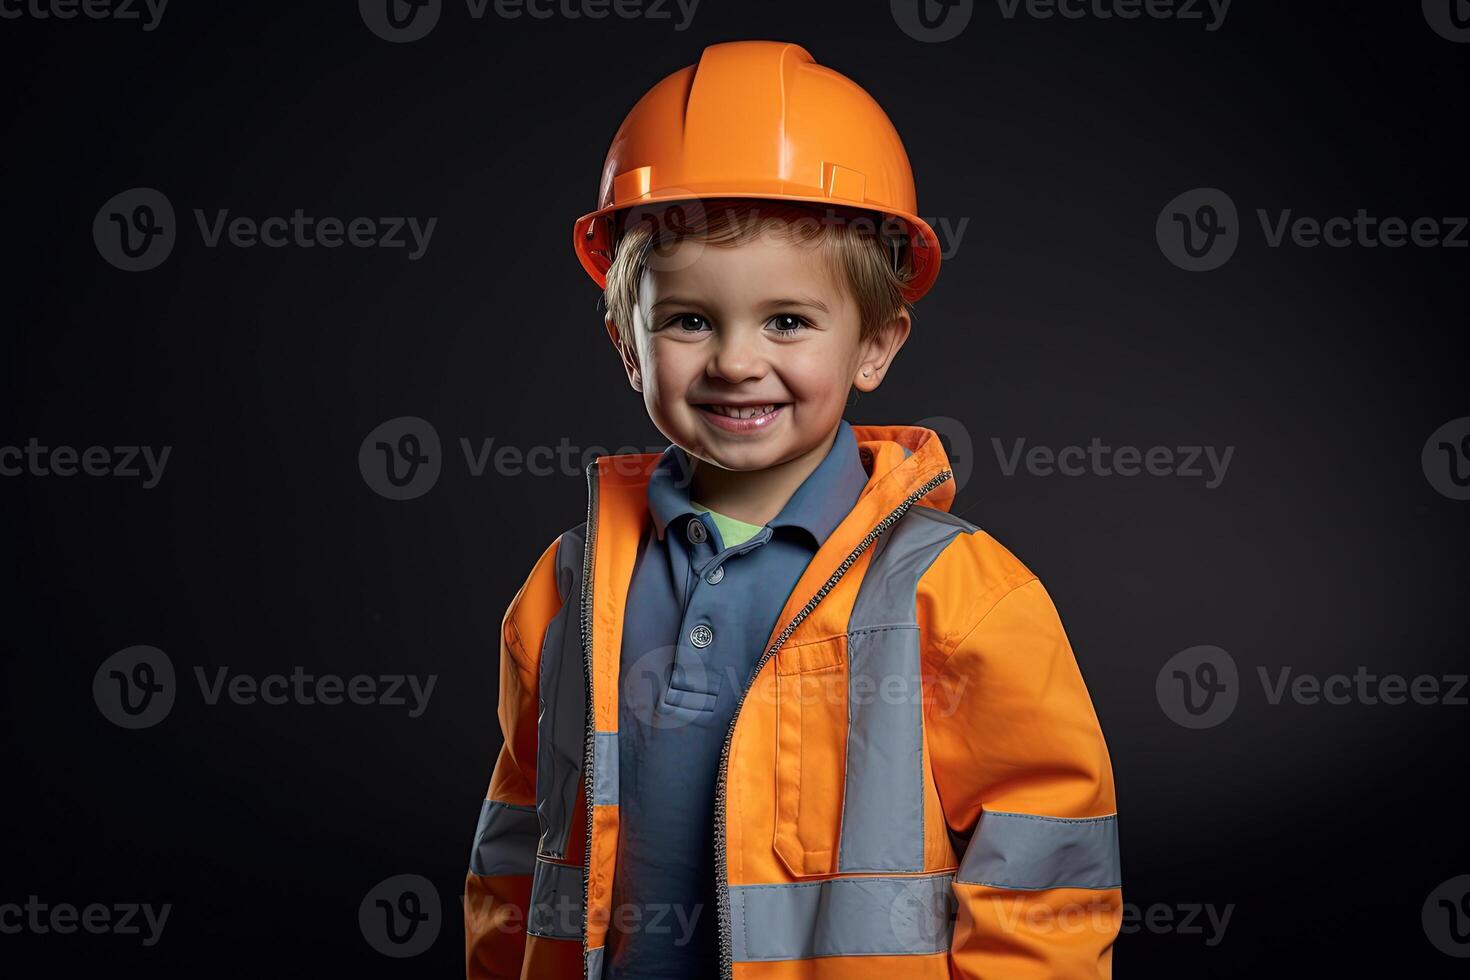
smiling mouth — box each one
[697,403,786,419]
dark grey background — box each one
[2,0,1467,975]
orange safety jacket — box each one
[465,424,1122,979]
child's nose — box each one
[705,331,767,383]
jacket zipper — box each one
[576,461,954,979]
[711,467,954,980]
[579,461,600,980]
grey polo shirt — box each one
[600,418,869,980]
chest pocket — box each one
[772,504,970,878]
[773,625,931,878]
[773,634,848,877]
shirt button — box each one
[686,519,708,544]
[689,624,714,648]
[705,565,725,585]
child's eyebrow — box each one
[648,296,704,312]
[648,296,831,314]
[761,297,830,313]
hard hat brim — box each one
[573,192,942,303]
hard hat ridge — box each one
[573,40,942,302]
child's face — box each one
[610,227,907,474]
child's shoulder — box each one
[503,522,586,625]
[905,507,1042,629]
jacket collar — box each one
[589,421,956,547]
[646,418,870,548]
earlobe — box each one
[854,312,911,391]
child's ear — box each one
[853,311,912,393]
[605,315,643,392]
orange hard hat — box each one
[572,40,942,302]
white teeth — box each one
[706,404,777,419]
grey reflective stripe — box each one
[729,872,955,962]
[585,945,604,978]
[469,799,538,876]
[527,858,584,939]
[956,810,1121,890]
[839,508,972,873]
[593,730,618,806]
[535,527,587,859]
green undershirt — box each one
[690,500,765,548]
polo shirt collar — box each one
[647,418,868,548]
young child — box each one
[465,40,1120,980]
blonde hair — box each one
[602,199,917,348]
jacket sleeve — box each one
[926,577,1122,979]
[464,537,562,980]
